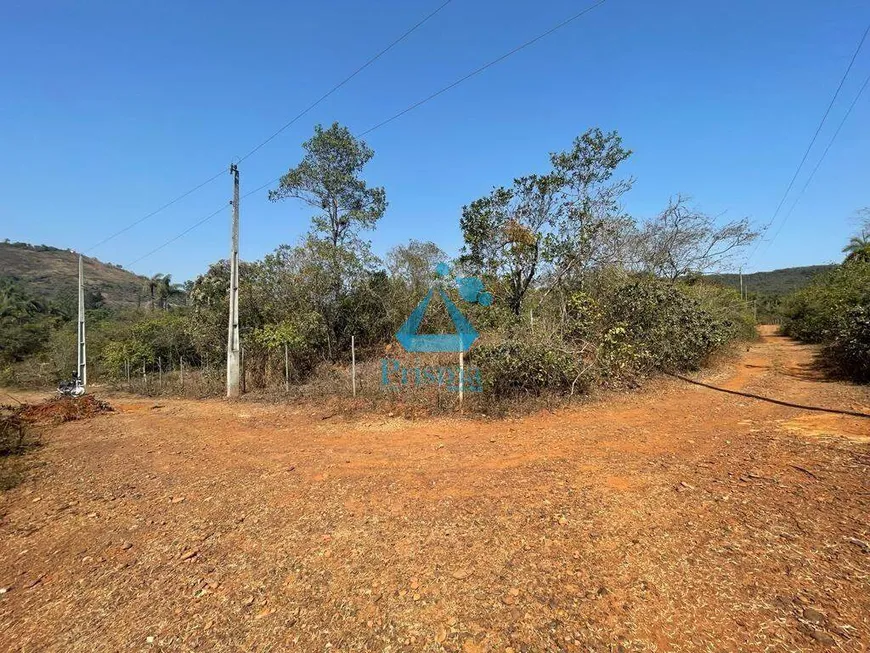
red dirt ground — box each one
[1,327,869,651]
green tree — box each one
[843,231,870,264]
[384,240,448,332]
[461,175,562,315]
[268,123,387,356]
[460,129,633,315]
[386,240,446,295]
[269,122,387,252]
[155,274,184,310]
[0,279,57,363]
[545,129,634,289]
[143,274,164,311]
[187,260,268,361]
[53,285,105,319]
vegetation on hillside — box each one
[781,215,870,382]
[708,264,838,323]
[0,241,149,309]
[2,123,760,403]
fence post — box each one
[180,356,184,390]
[459,351,464,409]
[284,342,289,393]
[351,335,357,397]
[158,356,163,388]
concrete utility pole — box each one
[77,255,87,389]
[226,164,241,398]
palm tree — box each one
[157,274,171,310]
[843,232,870,264]
[143,274,163,311]
[156,274,184,310]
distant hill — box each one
[707,265,837,297]
[0,241,148,308]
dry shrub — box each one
[0,405,30,456]
[1,403,40,491]
[20,395,113,425]
[291,348,579,418]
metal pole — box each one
[284,342,289,393]
[77,255,87,390]
[226,164,241,398]
[459,351,464,409]
[351,336,357,397]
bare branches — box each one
[638,195,759,280]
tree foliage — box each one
[0,279,58,364]
[782,221,870,382]
[842,210,870,264]
[460,128,633,315]
[269,122,386,250]
[269,123,387,356]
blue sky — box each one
[2,0,869,280]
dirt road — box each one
[1,328,869,651]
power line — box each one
[758,70,870,260]
[125,176,280,269]
[238,0,454,163]
[89,0,454,255]
[125,205,227,270]
[745,23,870,266]
[126,0,611,268]
[85,169,225,254]
[358,0,609,137]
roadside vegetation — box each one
[1,123,759,406]
[781,215,870,382]
[707,264,837,323]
